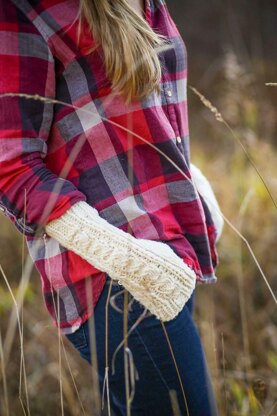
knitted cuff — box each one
[45,201,196,321]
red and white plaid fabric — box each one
[0,0,219,333]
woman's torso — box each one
[8,0,218,332]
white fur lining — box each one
[190,163,224,243]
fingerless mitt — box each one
[45,201,197,321]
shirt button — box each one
[166,89,172,97]
[176,136,182,143]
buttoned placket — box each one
[141,0,184,156]
[145,2,184,152]
[164,84,183,150]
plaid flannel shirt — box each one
[0,0,219,334]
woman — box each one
[0,0,224,414]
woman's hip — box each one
[65,276,217,415]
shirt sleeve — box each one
[0,2,86,236]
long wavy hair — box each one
[78,0,171,104]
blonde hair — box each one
[78,0,171,104]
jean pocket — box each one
[65,323,88,350]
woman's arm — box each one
[0,2,86,236]
[45,200,197,322]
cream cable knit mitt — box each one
[190,163,224,243]
[45,201,197,321]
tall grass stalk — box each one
[60,336,87,415]
[18,190,31,416]
[0,264,31,416]
[124,120,133,416]
[0,329,10,416]
[199,292,223,413]
[237,188,255,378]
[57,290,65,416]
[111,309,149,376]
[160,321,190,414]
[84,279,102,415]
[101,279,113,415]
[189,86,277,209]
[123,290,131,416]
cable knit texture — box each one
[45,201,197,322]
[190,163,224,243]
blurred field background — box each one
[0,1,276,415]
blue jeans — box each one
[65,276,218,416]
